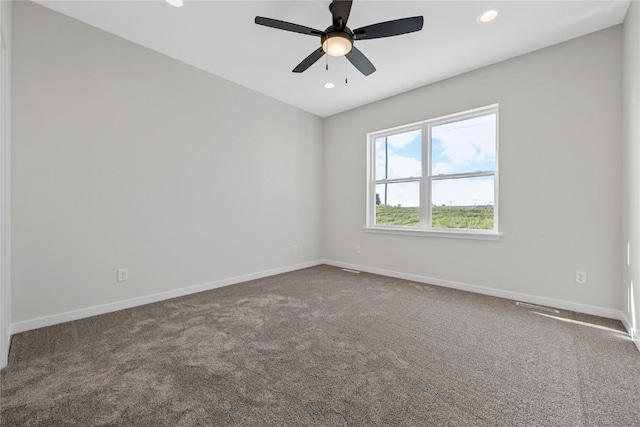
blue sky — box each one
[432,115,496,175]
[375,129,422,180]
[375,114,496,207]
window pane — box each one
[375,129,422,180]
[431,114,496,175]
[375,182,420,227]
[431,176,494,230]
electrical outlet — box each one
[293,245,298,254]
[356,245,361,254]
[575,270,587,284]
[117,268,128,282]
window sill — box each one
[364,226,502,241]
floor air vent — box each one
[516,301,560,314]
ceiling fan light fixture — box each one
[322,33,353,57]
[166,0,183,7]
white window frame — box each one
[365,104,501,241]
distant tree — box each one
[376,193,381,205]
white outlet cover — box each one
[117,268,128,282]
[575,271,587,284]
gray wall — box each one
[0,0,12,368]
[11,1,632,331]
[622,0,640,346]
[323,27,623,312]
[11,1,323,323]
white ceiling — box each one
[35,0,630,117]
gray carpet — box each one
[1,265,639,426]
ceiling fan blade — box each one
[255,16,324,37]
[330,0,353,30]
[353,16,424,40]
[293,47,326,73]
[346,46,376,76]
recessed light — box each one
[166,0,183,8]
[324,82,335,89]
[478,9,500,23]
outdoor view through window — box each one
[370,105,498,233]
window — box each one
[366,105,499,239]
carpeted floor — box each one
[1,265,639,426]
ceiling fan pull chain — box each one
[345,57,348,84]
[326,54,329,71]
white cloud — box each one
[385,130,421,149]
[432,161,454,175]
[375,142,421,180]
[432,177,494,207]
[388,154,421,178]
[376,182,419,207]
[433,115,496,172]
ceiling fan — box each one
[255,0,424,76]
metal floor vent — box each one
[516,301,560,314]
[341,268,361,274]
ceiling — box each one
[34,1,630,117]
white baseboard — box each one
[11,260,323,334]
[322,259,623,320]
[620,312,640,352]
[11,259,638,353]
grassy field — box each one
[376,205,493,230]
